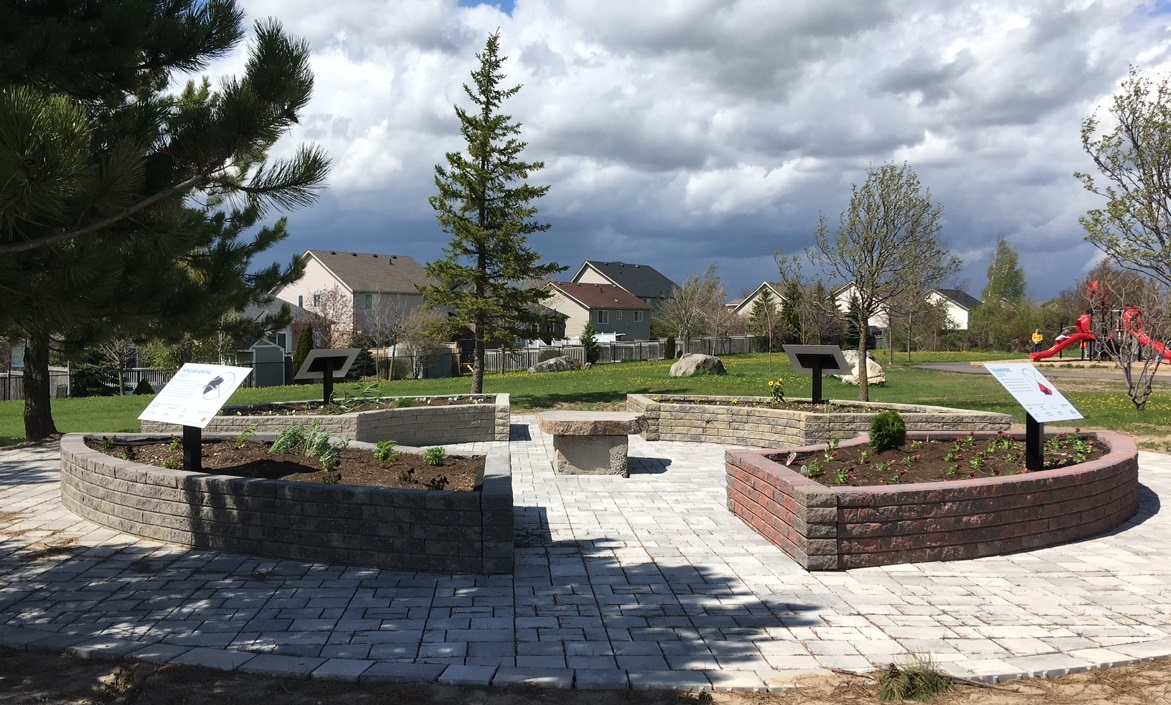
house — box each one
[732,282,785,318]
[570,261,679,309]
[544,282,652,340]
[271,250,437,346]
[832,282,890,328]
[926,288,982,330]
[239,297,326,354]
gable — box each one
[549,282,653,310]
[306,250,437,294]
[573,261,678,299]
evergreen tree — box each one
[779,280,803,343]
[748,288,779,352]
[293,325,315,375]
[420,32,564,394]
[0,3,328,440]
[980,236,1027,303]
[580,321,600,364]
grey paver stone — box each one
[492,667,574,688]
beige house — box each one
[544,282,652,341]
[272,250,437,345]
[732,282,785,317]
[925,288,982,330]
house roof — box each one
[575,261,679,299]
[732,281,785,315]
[933,288,982,311]
[549,282,652,310]
[305,250,436,294]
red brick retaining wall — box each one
[726,431,1139,570]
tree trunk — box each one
[472,330,485,395]
[856,315,870,402]
[23,331,59,442]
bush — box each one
[132,378,155,395]
[664,336,676,359]
[869,410,906,452]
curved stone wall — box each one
[725,431,1139,570]
[628,394,1012,447]
[59,434,513,574]
[140,394,510,446]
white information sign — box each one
[138,363,252,428]
[985,363,1083,423]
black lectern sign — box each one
[295,348,360,404]
[781,345,851,404]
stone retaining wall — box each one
[628,394,1012,446]
[59,434,514,574]
[141,394,511,446]
[725,431,1139,570]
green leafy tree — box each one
[812,163,959,400]
[580,320,600,364]
[420,31,563,394]
[980,236,1028,304]
[1078,68,1171,287]
[0,4,328,440]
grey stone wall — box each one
[142,394,511,445]
[628,394,1011,447]
[59,434,514,574]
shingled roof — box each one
[549,282,652,310]
[934,288,982,311]
[575,261,678,300]
[305,250,436,293]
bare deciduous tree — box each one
[656,264,726,354]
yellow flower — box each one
[768,380,774,387]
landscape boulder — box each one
[669,353,727,377]
[836,350,886,386]
[528,355,580,374]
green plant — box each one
[946,465,959,476]
[119,445,136,461]
[427,475,449,491]
[394,397,414,408]
[162,457,181,470]
[234,421,260,449]
[318,438,349,472]
[876,653,954,702]
[424,447,446,466]
[167,437,181,452]
[767,377,786,404]
[823,438,839,462]
[303,422,333,459]
[374,440,400,463]
[877,460,891,474]
[969,453,986,469]
[804,459,825,478]
[859,448,871,463]
[270,424,307,455]
[398,468,415,483]
[322,472,340,484]
[98,436,115,452]
[869,410,906,452]
[834,468,849,485]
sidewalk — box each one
[1,418,1169,690]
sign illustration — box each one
[985,363,1082,423]
[138,363,252,428]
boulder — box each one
[669,353,727,377]
[836,350,886,386]
[528,355,580,374]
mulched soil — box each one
[85,438,484,492]
[223,394,494,416]
[772,431,1109,487]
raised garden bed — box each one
[140,393,511,446]
[59,434,514,574]
[725,431,1139,570]
[627,394,1012,447]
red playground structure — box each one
[1029,280,1171,362]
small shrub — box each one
[303,422,333,459]
[162,457,181,470]
[374,440,400,463]
[397,468,415,483]
[427,475,448,491]
[869,410,906,452]
[270,424,307,455]
[423,447,446,466]
[98,436,115,452]
[167,437,181,452]
[394,397,413,408]
[876,653,953,702]
[235,421,260,449]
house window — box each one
[312,293,321,307]
[275,332,288,351]
[634,311,644,323]
[359,293,373,310]
[297,295,303,308]
[616,310,623,320]
[596,310,608,325]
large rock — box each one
[837,350,886,386]
[528,355,580,373]
[669,353,727,377]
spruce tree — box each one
[421,32,564,394]
[0,3,328,440]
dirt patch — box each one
[2,647,1170,704]
[773,431,1107,487]
[223,394,495,416]
[83,438,484,492]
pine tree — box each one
[580,321,600,364]
[748,288,779,352]
[0,3,328,440]
[420,32,564,394]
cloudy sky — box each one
[206,0,1171,301]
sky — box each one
[203,0,1171,302]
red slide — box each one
[1030,332,1095,361]
[1122,306,1171,361]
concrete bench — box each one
[536,411,646,477]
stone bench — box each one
[536,411,646,477]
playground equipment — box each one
[1029,280,1171,362]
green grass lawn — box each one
[4,350,1171,449]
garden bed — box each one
[140,393,511,446]
[628,394,1012,447]
[725,431,1139,570]
[59,434,514,574]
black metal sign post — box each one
[295,349,361,405]
[781,345,852,404]
[1025,412,1043,471]
[182,424,202,472]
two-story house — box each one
[272,250,437,346]
[544,282,652,341]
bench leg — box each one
[551,435,629,477]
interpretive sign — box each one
[294,348,360,405]
[782,344,851,404]
[985,363,1082,423]
[138,363,253,428]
